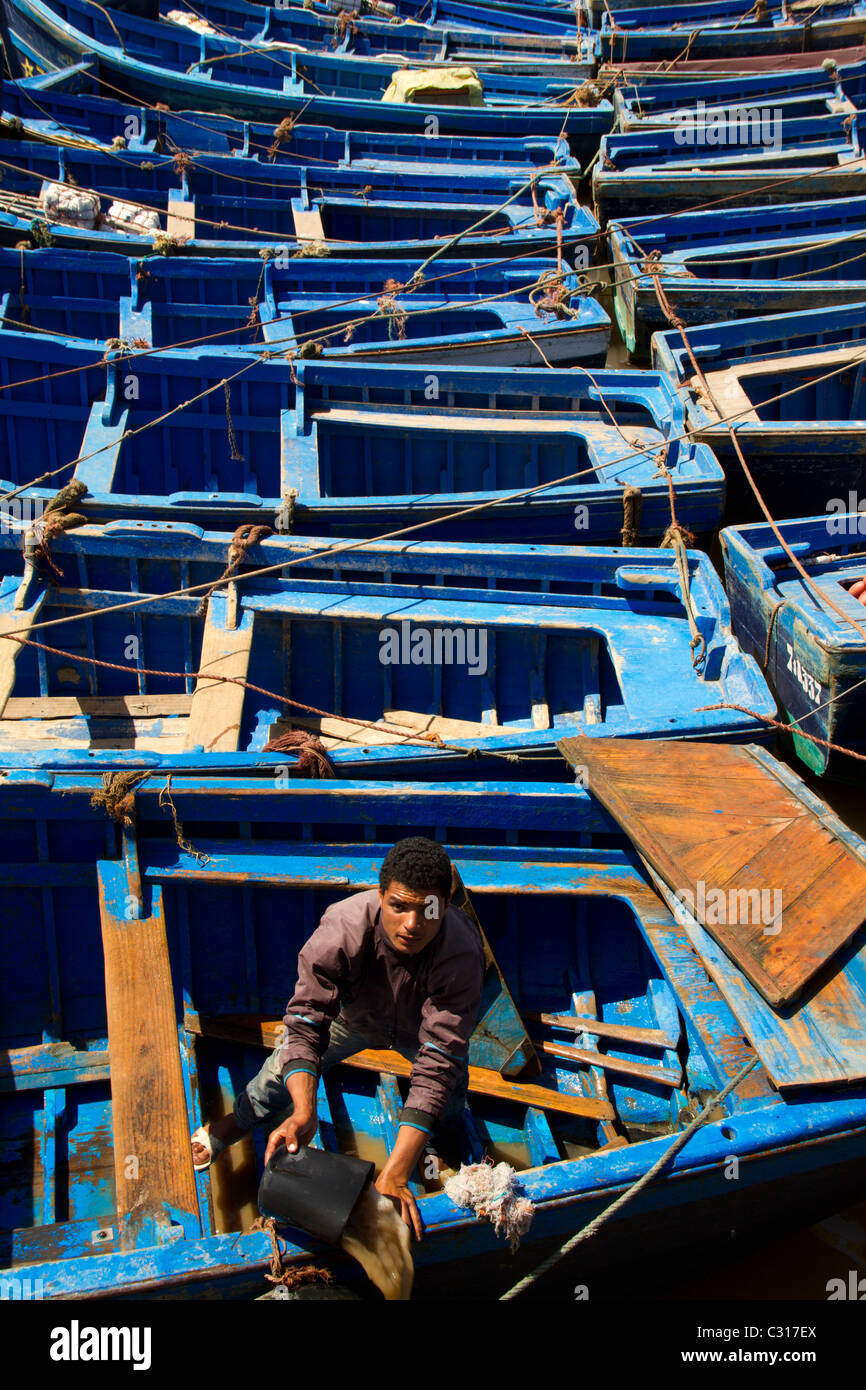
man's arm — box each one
[264,1070,318,1165]
[266,907,356,1161]
[376,1127,427,1241]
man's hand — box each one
[375,1169,423,1242]
[264,1110,318,1166]
[375,1123,429,1240]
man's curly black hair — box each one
[379,837,453,901]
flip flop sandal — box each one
[191,1125,227,1172]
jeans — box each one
[234,1015,468,1136]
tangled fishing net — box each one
[444,1162,534,1251]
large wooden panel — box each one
[98,865,199,1235]
[558,738,866,1007]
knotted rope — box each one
[262,728,335,778]
[196,523,274,618]
[249,1216,335,1290]
[29,479,88,581]
[620,484,643,547]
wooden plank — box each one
[184,607,254,753]
[4,694,192,719]
[526,1010,675,1049]
[271,708,511,748]
[185,1013,613,1120]
[558,737,866,1007]
[0,586,46,715]
[532,1037,682,1089]
[383,709,512,739]
[641,856,866,1091]
[98,866,199,1233]
[451,866,539,1079]
[292,206,325,242]
[166,196,195,241]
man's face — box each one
[379,879,449,956]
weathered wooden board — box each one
[184,606,253,753]
[526,1010,675,1049]
[558,737,866,1007]
[642,856,866,1091]
[166,196,195,241]
[98,867,199,1236]
[0,580,46,715]
[3,694,192,718]
[272,709,511,748]
[185,1013,613,1120]
[532,1037,682,1089]
[292,206,325,242]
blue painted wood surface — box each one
[595,113,866,221]
[599,0,866,62]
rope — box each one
[620,484,642,546]
[158,774,211,864]
[196,523,274,617]
[248,1216,334,1290]
[696,703,866,762]
[89,770,148,825]
[499,1055,759,1300]
[261,728,335,777]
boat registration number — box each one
[785,644,822,705]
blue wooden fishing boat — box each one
[0,0,598,113]
[653,301,866,522]
[594,113,866,221]
[1,71,580,173]
[2,0,586,100]
[614,77,856,132]
[0,522,773,771]
[0,344,723,538]
[610,195,866,355]
[4,769,866,1298]
[599,0,866,63]
[141,0,593,71]
[721,515,866,775]
[611,54,866,130]
[0,247,607,367]
[0,141,594,259]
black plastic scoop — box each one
[258,1144,375,1246]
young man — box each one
[191,836,485,1238]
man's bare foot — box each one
[191,1114,246,1167]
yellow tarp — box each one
[381,66,485,106]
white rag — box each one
[444,1161,534,1251]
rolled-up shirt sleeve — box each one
[278,918,348,1084]
[400,943,485,1130]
